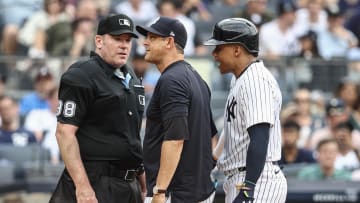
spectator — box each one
[131,52,151,80]
[307,98,360,151]
[298,30,321,59]
[317,4,358,59]
[307,98,348,149]
[259,0,301,58]
[19,67,56,118]
[338,0,360,17]
[157,0,208,56]
[0,73,7,97]
[234,0,274,29]
[293,0,328,37]
[46,17,96,57]
[182,0,212,21]
[292,88,325,147]
[349,88,360,132]
[333,121,360,170]
[75,0,99,21]
[345,8,360,48]
[280,120,316,165]
[24,87,60,164]
[297,138,352,180]
[0,96,36,146]
[114,0,158,24]
[0,0,43,55]
[335,77,359,113]
[17,0,71,58]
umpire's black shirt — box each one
[57,51,145,168]
[144,60,217,202]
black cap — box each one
[97,14,138,38]
[326,98,345,116]
[277,0,297,16]
[325,5,343,17]
[136,17,187,49]
[298,30,317,41]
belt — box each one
[106,163,145,181]
[224,161,279,178]
[82,161,144,182]
[107,167,139,181]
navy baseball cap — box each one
[97,14,138,38]
[136,17,187,49]
[277,0,297,16]
[326,98,345,116]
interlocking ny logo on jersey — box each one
[119,19,131,27]
[226,96,237,122]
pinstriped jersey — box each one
[217,60,282,172]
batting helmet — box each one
[204,18,259,56]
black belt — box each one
[107,166,139,181]
[225,161,279,178]
[82,161,144,182]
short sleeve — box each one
[158,75,190,140]
[240,73,274,129]
[158,76,190,121]
[57,69,95,126]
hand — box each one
[233,181,255,203]
[75,185,98,203]
[151,194,166,203]
[233,189,254,203]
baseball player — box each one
[204,18,287,203]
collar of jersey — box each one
[237,59,261,79]
[161,60,186,74]
[90,51,127,78]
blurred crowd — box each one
[0,0,360,184]
[1,0,360,59]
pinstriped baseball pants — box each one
[223,162,287,203]
[144,190,216,203]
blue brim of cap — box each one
[203,38,227,46]
[136,25,166,37]
[108,30,138,38]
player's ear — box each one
[233,45,241,57]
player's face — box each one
[211,44,235,74]
[96,33,133,68]
[143,32,168,64]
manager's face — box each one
[95,33,133,68]
[143,32,169,64]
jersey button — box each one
[128,111,133,116]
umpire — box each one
[50,14,146,203]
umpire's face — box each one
[95,33,133,68]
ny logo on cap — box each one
[119,19,131,27]
[170,31,175,36]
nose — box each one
[143,37,150,46]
